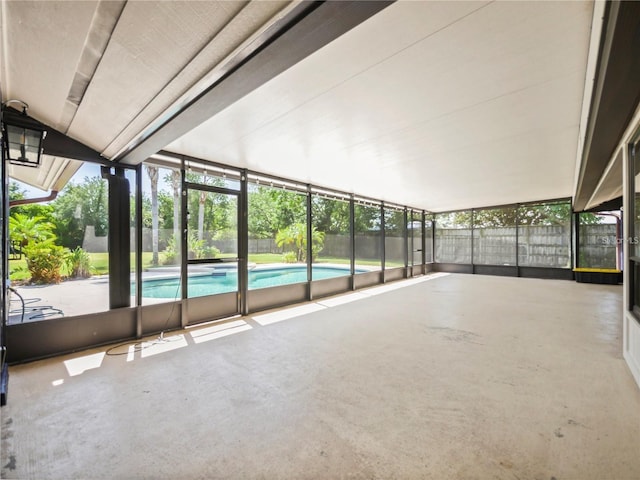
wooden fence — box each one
[81,224,617,269]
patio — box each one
[8,278,109,324]
[2,274,637,480]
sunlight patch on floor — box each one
[190,320,253,344]
[316,292,370,307]
[63,352,105,376]
[140,334,188,358]
[252,303,327,326]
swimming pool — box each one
[137,265,363,298]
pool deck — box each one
[9,276,111,323]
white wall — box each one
[621,108,640,390]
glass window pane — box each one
[185,262,237,298]
[312,195,350,278]
[435,211,472,264]
[635,167,640,258]
[517,202,571,268]
[384,208,405,269]
[633,140,640,313]
[355,203,382,272]
[187,190,237,261]
[139,164,182,304]
[126,169,138,305]
[578,212,618,269]
[409,210,423,266]
[472,207,517,266]
[185,190,238,299]
[425,217,433,263]
[8,163,111,321]
[248,182,308,289]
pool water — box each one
[137,265,358,298]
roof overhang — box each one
[573,0,640,212]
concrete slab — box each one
[1,274,638,479]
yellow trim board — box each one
[573,268,621,273]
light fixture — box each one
[1,100,46,167]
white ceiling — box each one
[2,1,596,212]
[0,0,295,189]
[167,0,594,211]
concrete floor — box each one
[1,273,639,479]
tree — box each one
[169,170,181,244]
[51,176,108,248]
[248,186,306,238]
[146,165,160,265]
[9,181,25,201]
[10,203,56,226]
[384,209,405,236]
[276,223,325,262]
[138,194,153,229]
[8,181,56,224]
[578,212,606,225]
[198,174,207,241]
[433,203,603,229]
[9,213,56,246]
[248,186,280,238]
[516,203,571,226]
[9,214,67,284]
[155,190,178,250]
[185,174,235,237]
[312,196,350,234]
[354,204,381,234]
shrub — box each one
[162,234,221,263]
[9,213,55,246]
[162,237,178,265]
[282,251,297,263]
[65,246,92,278]
[275,223,325,262]
[23,240,68,284]
[203,245,221,259]
[188,233,206,260]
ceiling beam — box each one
[2,106,104,163]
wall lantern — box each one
[1,100,46,167]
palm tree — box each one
[9,213,56,246]
[171,170,181,247]
[276,223,325,262]
[198,173,207,241]
[146,165,159,265]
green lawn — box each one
[248,253,286,263]
[74,252,159,275]
[316,256,403,268]
[10,252,158,281]
[8,258,29,282]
